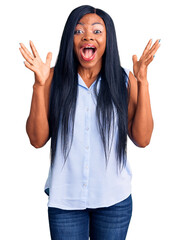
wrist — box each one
[137,77,149,86]
[33,82,45,90]
[137,80,149,87]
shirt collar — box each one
[78,73,101,91]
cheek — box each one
[73,38,81,54]
[99,39,106,54]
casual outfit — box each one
[44,68,133,239]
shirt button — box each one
[86,146,89,150]
[88,91,91,94]
[86,107,89,111]
[86,165,88,169]
[83,183,87,187]
[86,127,89,131]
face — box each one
[73,13,106,70]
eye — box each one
[74,29,83,35]
[94,30,102,34]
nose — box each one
[82,32,94,41]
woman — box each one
[19,5,160,240]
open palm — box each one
[19,40,52,86]
[132,39,160,81]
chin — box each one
[80,61,97,69]
[78,57,102,70]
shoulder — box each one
[123,67,137,106]
[121,67,137,90]
[122,67,130,78]
[122,67,130,87]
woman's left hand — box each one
[132,39,160,82]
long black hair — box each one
[48,5,130,173]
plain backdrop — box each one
[1,0,180,239]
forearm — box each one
[26,83,49,148]
[131,79,154,147]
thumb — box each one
[46,52,52,67]
[132,55,137,64]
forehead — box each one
[77,13,105,27]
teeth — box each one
[84,46,95,49]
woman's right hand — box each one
[19,40,52,86]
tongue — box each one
[84,49,94,58]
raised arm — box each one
[128,39,160,147]
[19,40,53,148]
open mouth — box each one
[80,45,97,61]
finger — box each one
[29,40,41,59]
[142,39,152,56]
[20,42,34,60]
[144,43,160,63]
[19,47,34,65]
[24,61,36,72]
[145,55,154,66]
[148,39,160,56]
[45,52,52,67]
[132,55,138,64]
[144,40,160,62]
[149,41,160,57]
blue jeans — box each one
[48,194,132,240]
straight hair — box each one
[48,5,130,173]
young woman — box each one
[19,5,160,240]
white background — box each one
[1,0,180,239]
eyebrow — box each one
[77,22,104,26]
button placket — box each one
[85,89,91,152]
[82,89,91,196]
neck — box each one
[78,61,102,82]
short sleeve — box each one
[123,67,130,88]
